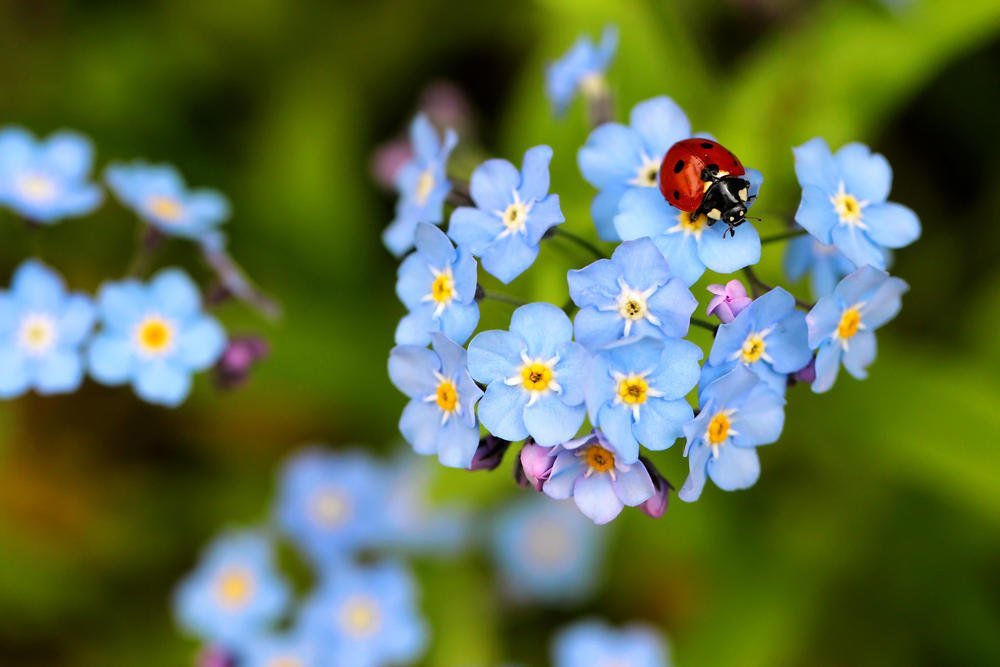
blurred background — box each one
[1,0,998,665]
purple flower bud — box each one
[370,139,415,191]
[197,645,235,667]
[518,440,558,492]
[470,435,510,471]
[419,80,473,135]
[214,335,269,389]
[639,456,672,519]
[706,279,752,323]
[790,355,817,386]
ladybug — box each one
[658,138,753,237]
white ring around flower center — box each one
[605,277,660,336]
[18,313,58,356]
[496,190,533,239]
[17,173,58,202]
[629,154,661,188]
[830,181,869,228]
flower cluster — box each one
[384,29,918,523]
[173,448,469,667]
[0,127,276,406]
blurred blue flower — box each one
[568,238,696,350]
[106,161,230,241]
[275,447,386,564]
[236,631,320,667]
[543,431,655,524]
[614,169,764,285]
[395,222,479,346]
[806,265,908,393]
[586,336,700,464]
[545,26,618,115]
[0,260,94,398]
[467,303,587,446]
[793,138,920,269]
[299,561,427,667]
[0,127,103,223]
[679,366,785,502]
[382,114,458,257]
[703,287,811,395]
[552,619,671,667]
[87,268,226,407]
[449,146,564,284]
[491,495,605,605]
[783,233,858,300]
[578,96,690,240]
[174,531,289,646]
[389,333,484,468]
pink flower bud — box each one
[516,441,557,492]
[706,279,752,323]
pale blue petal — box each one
[596,404,638,463]
[177,316,226,370]
[395,310,434,346]
[518,145,553,203]
[650,338,703,399]
[394,253,429,309]
[766,311,811,373]
[544,452,585,500]
[135,360,192,407]
[150,269,202,321]
[793,138,838,192]
[34,349,84,394]
[612,463,656,506]
[553,341,589,407]
[617,237,670,291]
[700,365,759,408]
[708,445,761,491]
[590,186,627,241]
[567,257,620,308]
[630,96,691,156]
[510,303,572,358]
[399,399,443,456]
[388,345,439,398]
[835,265,889,305]
[864,202,920,249]
[578,123,644,188]
[806,295,842,348]
[452,248,478,300]
[524,393,585,446]
[87,335,135,385]
[525,195,564,244]
[185,190,230,224]
[811,343,842,393]
[573,474,624,524]
[0,348,29,398]
[732,385,785,446]
[572,307,622,350]
[436,419,480,469]
[467,330,523,384]
[447,206,500,255]
[831,224,885,269]
[784,235,813,282]
[795,184,838,244]
[480,233,538,284]
[678,443,711,502]
[382,212,420,257]
[12,260,65,310]
[653,232,705,285]
[633,397,692,451]
[842,330,877,379]
[438,302,480,345]
[410,114,440,162]
[861,276,908,329]
[470,158,518,212]
[414,221,456,268]
[56,294,95,345]
[835,142,892,204]
[698,220,761,274]
[477,382,530,441]
[614,188,672,240]
[646,277,697,337]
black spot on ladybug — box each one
[700,142,715,149]
[672,190,680,200]
[673,160,684,174]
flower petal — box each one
[477,382,530,441]
[524,393,586,447]
[697,221,761,274]
[573,474,624,524]
[707,445,761,491]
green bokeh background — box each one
[1,0,998,665]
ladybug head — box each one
[704,175,751,232]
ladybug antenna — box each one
[745,215,762,222]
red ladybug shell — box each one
[658,138,746,212]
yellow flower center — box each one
[135,316,175,355]
[502,201,529,234]
[17,174,56,202]
[215,567,254,609]
[740,334,767,364]
[146,195,184,222]
[831,182,867,226]
[312,487,350,527]
[617,375,649,405]
[584,444,616,473]
[430,270,455,305]
[435,378,458,412]
[415,169,435,206]
[678,211,707,233]
[338,596,381,638]
[706,412,731,446]
[19,314,56,355]
[579,72,608,97]
[521,362,553,392]
[837,307,862,340]
[621,298,645,321]
[631,156,660,187]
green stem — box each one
[690,317,718,335]
[742,266,814,310]
[759,227,807,244]
[549,228,607,261]
[477,287,528,308]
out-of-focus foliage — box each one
[0,0,997,665]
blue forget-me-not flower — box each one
[586,336,701,464]
[0,260,95,398]
[449,145,564,284]
[578,96,691,240]
[0,127,103,223]
[173,531,289,646]
[702,287,811,395]
[793,138,920,269]
[389,333,484,469]
[395,222,479,346]
[806,265,908,394]
[615,166,764,285]
[467,303,587,446]
[568,238,696,350]
[235,631,320,667]
[679,366,785,502]
[783,233,859,300]
[106,162,230,241]
[492,495,605,605]
[299,561,427,667]
[545,26,618,116]
[382,114,458,257]
[87,268,226,407]
[553,619,671,667]
[543,431,655,525]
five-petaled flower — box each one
[702,287,812,395]
[578,96,691,240]
[679,366,785,502]
[0,260,95,398]
[0,127,103,223]
[467,303,588,446]
[173,531,290,646]
[299,561,427,667]
[395,222,479,346]
[389,333,484,468]
[783,232,860,300]
[793,138,920,269]
[585,336,701,463]
[382,114,458,257]
[542,431,655,524]
[806,265,908,393]
[545,26,618,116]
[553,619,672,667]
[614,165,764,285]
[568,238,696,350]
[87,268,227,407]
[449,145,564,284]
[105,161,230,241]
